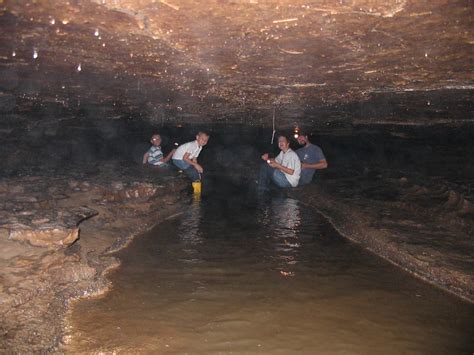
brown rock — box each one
[111,181,124,190]
[0,182,8,193]
[49,263,96,284]
[68,180,79,189]
[8,185,25,194]
[9,227,79,248]
[32,218,51,225]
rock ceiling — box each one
[0,0,472,128]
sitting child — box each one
[172,131,210,181]
[142,134,175,167]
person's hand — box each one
[195,164,204,174]
[268,159,278,168]
[301,162,308,169]
[261,153,269,161]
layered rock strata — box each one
[0,167,189,352]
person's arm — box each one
[183,152,204,173]
[142,152,149,165]
[301,159,328,170]
[268,160,295,175]
[161,149,176,163]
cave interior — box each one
[0,1,474,351]
[0,0,472,179]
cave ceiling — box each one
[0,0,472,129]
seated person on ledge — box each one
[295,132,328,186]
[172,131,210,182]
[143,134,176,168]
[258,134,301,191]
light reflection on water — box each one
[178,198,204,264]
[65,191,473,354]
[268,198,301,276]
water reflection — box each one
[264,198,302,276]
[270,198,302,235]
[177,196,203,263]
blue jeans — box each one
[257,162,292,191]
[172,159,201,181]
[149,162,169,168]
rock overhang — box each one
[0,0,472,129]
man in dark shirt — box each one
[295,132,328,185]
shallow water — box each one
[65,181,473,354]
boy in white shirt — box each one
[172,131,210,181]
[258,134,301,191]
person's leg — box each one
[184,165,201,181]
[257,162,274,191]
[150,163,168,171]
[297,171,311,186]
[173,159,201,181]
[172,159,189,170]
[271,170,292,188]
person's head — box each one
[296,132,310,146]
[196,131,210,147]
[150,134,162,146]
[278,135,290,152]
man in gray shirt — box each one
[295,132,328,186]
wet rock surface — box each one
[0,165,189,352]
[2,202,97,248]
[291,171,474,302]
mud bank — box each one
[0,165,189,352]
[291,173,474,303]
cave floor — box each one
[0,163,473,352]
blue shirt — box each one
[296,144,326,185]
[147,146,164,166]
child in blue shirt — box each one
[142,134,175,167]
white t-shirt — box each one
[172,140,202,160]
[275,148,301,187]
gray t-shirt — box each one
[296,144,326,185]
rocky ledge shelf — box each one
[291,172,474,303]
[0,166,189,352]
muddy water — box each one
[66,183,473,354]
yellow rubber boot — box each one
[192,181,201,194]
